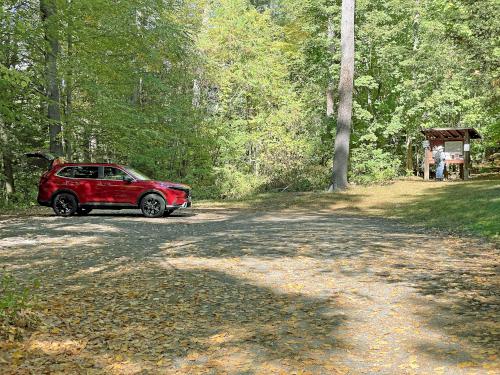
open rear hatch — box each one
[25,151,57,170]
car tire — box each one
[77,207,93,216]
[52,193,78,217]
[140,194,166,218]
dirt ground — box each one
[0,206,498,374]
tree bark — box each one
[2,152,15,196]
[1,13,17,197]
[413,1,420,53]
[40,0,63,156]
[326,86,335,117]
[64,1,73,160]
[193,1,211,109]
[192,75,202,108]
[330,0,355,191]
[406,134,414,172]
[0,124,15,196]
[326,16,335,118]
[408,0,419,175]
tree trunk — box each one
[0,124,15,196]
[326,16,335,118]
[330,0,355,191]
[64,1,73,160]
[413,1,420,53]
[326,86,335,117]
[193,2,211,109]
[192,75,202,108]
[1,14,16,197]
[407,0,419,176]
[2,152,15,196]
[406,134,414,172]
[40,0,63,156]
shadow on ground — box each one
[0,203,498,373]
[10,266,348,373]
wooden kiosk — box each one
[421,128,481,181]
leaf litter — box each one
[0,208,498,374]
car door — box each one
[97,166,140,204]
[68,166,100,203]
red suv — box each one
[27,153,191,218]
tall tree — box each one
[331,0,355,190]
[1,0,499,206]
[0,4,17,196]
[40,0,63,155]
[326,15,336,119]
[1,1,41,199]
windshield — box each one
[125,167,150,181]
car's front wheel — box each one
[52,193,78,217]
[140,194,166,218]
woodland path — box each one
[0,207,498,374]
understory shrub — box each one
[284,165,331,191]
[349,144,401,184]
[213,165,267,199]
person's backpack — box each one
[432,150,440,163]
[432,150,444,164]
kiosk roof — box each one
[421,128,481,140]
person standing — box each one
[434,145,446,180]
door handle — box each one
[66,180,79,186]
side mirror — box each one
[123,175,134,183]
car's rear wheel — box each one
[53,193,78,217]
[140,194,166,218]
[77,207,93,216]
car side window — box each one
[103,167,127,180]
[57,167,75,178]
[73,166,98,179]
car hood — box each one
[155,181,191,190]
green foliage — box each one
[197,0,315,192]
[0,0,498,203]
[289,165,332,191]
[213,165,267,199]
[350,144,401,184]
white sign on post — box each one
[464,143,470,152]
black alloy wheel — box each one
[140,194,166,218]
[53,193,78,217]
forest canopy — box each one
[1,0,499,204]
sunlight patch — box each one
[29,338,87,355]
[0,235,103,250]
[52,223,123,233]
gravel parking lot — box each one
[0,207,498,374]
